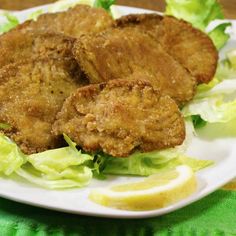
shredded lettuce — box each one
[165,0,231,49]
[0,134,93,189]
[0,130,212,188]
[183,97,236,123]
[27,10,44,21]
[24,135,92,181]
[93,120,211,176]
[95,149,212,176]
[0,135,26,176]
[0,13,19,34]
[94,0,115,12]
[191,115,207,129]
[226,50,236,69]
[216,51,236,81]
[165,0,223,30]
[183,49,236,124]
[208,22,232,50]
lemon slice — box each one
[89,165,197,211]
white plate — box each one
[0,5,236,219]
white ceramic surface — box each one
[0,5,235,219]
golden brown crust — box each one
[116,13,163,31]
[53,79,185,157]
[13,5,114,38]
[0,58,87,154]
[115,14,218,84]
[0,31,75,69]
[155,16,218,84]
[73,27,197,105]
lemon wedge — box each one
[89,165,197,211]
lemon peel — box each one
[89,165,197,211]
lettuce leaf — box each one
[94,0,115,12]
[183,49,236,124]
[191,115,207,129]
[165,0,231,49]
[96,149,212,176]
[226,49,236,69]
[0,135,26,175]
[216,49,236,81]
[0,131,212,187]
[27,10,44,21]
[0,13,19,34]
[25,136,92,181]
[0,134,93,189]
[208,22,232,50]
[16,165,92,189]
[183,96,236,123]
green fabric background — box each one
[0,190,236,235]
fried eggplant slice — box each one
[73,27,196,105]
[53,79,185,157]
[0,58,87,154]
[0,31,75,69]
[116,14,218,83]
[16,5,114,38]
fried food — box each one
[53,79,185,157]
[116,14,218,83]
[116,13,162,31]
[0,5,114,68]
[0,31,75,69]
[16,5,114,38]
[73,27,196,105]
[0,58,87,154]
[155,16,218,83]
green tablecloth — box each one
[0,190,236,235]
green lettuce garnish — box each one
[27,10,44,21]
[0,131,212,188]
[94,0,115,12]
[0,134,93,189]
[165,0,231,49]
[226,50,236,69]
[183,49,236,124]
[95,149,212,176]
[208,22,232,50]
[191,115,207,129]
[0,135,26,175]
[0,13,19,34]
[183,97,236,123]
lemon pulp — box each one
[89,165,197,211]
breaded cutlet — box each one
[0,31,75,69]
[116,14,218,84]
[53,79,185,157]
[73,27,196,105]
[14,4,115,38]
[0,58,87,154]
[0,5,115,68]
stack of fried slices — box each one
[0,5,218,157]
